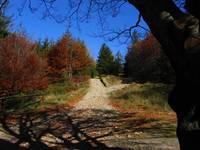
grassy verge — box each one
[109,82,177,138]
[2,81,89,114]
[110,82,176,122]
[110,82,173,111]
[39,82,89,109]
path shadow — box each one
[0,107,176,150]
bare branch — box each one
[94,13,149,43]
[18,0,148,43]
[0,0,8,14]
[68,0,82,19]
[41,0,65,23]
[18,0,28,16]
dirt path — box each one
[68,78,180,150]
[73,78,127,110]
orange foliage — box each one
[48,33,92,83]
[0,33,48,96]
[48,34,72,82]
[70,40,92,72]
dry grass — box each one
[41,87,88,109]
[40,81,89,109]
[109,82,176,123]
[2,81,89,114]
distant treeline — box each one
[95,33,175,83]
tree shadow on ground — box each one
[0,107,176,150]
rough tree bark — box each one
[128,0,200,149]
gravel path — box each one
[73,78,127,111]
[69,78,180,150]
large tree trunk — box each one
[128,0,200,149]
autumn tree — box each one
[69,39,92,81]
[48,33,92,83]
[48,33,72,83]
[125,34,174,82]
[0,33,48,96]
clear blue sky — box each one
[6,1,148,60]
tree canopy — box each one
[48,33,92,83]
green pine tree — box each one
[96,43,115,75]
[36,38,53,56]
[0,14,10,39]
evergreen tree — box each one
[0,4,10,39]
[96,43,115,75]
[36,38,53,57]
[114,51,123,75]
